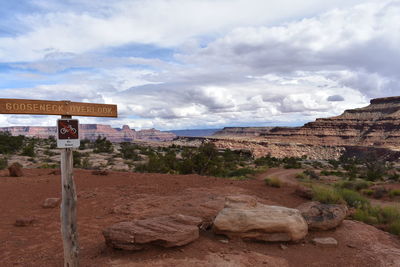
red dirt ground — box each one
[1,168,399,266]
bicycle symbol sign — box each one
[57,119,80,148]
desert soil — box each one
[1,168,400,267]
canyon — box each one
[0,124,176,142]
[206,96,400,159]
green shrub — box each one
[352,208,379,225]
[264,177,282,188]
[0,157,7,170]
[389,221,400,236]
[338,189,370,209]
[93,136,113,153]
[360,188,374,196]
[303,169,319,180]
[296,172,307,180]
[21,142,35,157]
[120,142,142,160]
[0,132,25,154]
[227,167,256,178]
[389,189,400,198]
[311,186,345,204]
[336,180,371,191]
[378,206,400,224]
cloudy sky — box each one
[0,0,399,130]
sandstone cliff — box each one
[264,96,400,148]
[207,96,400,159]
[0,124,176,142]
[213,127,274,137]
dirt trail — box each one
[257,168,302,187]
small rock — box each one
[219,239,229,244]
[312,237,338,247]
[8,162,23,177]
[280,244,288,250]
[42,198,61,208]
[14,218,35,227]
[296,201,348,231]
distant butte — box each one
[0,124,176,142]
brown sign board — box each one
[0,98,117,117]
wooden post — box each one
[60,115,79,267]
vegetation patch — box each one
[264,177,282,188]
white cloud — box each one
[0,0,397,129]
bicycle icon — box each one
[60,125,77,135]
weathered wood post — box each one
[0,99,117,266]
[60,115,79,267]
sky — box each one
[0,0,399,130]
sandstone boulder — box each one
[213,195,308,242]
[42,198,61,208]
[296,201,347,230]
[294,185,313,199]
[8,162,23,177]
[103,214,201,251]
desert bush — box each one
[389,221,400,236]
[0,132,25,154]
[79,139,91,150]
[264,177,282,188]
[388,173,400,181]
[338,189,370,209]
[303,169,319,180]
[120,142,142,161]
[282,157,302,169]
[93,136,113,153]
[0,157,8,170]
[296,172,308,180]
[227,167,256,178]
[254,154,281,167]
[335,179,371,191]
[81,158,91,169]
[389,189,400,198]
[360,188,374,196]
[47,136,57,149]
[21,141,35,157]
[352,208,379,225]
[311,186,345,205]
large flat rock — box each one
[103,214,202,250]
[213,195,308,242]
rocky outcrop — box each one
[213,195,308,242]
[0,124,176,142]
[265,96,400,147]
[296,202,348,231]
[103,214,201,250]
[214,127,274,137]
[205,96,400,159]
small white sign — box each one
[57,119,80,148]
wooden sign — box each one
[0,98,117,117]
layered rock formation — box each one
[0,124,176,142]
[265,96,400,148]
[205,96,400,159]
[214,127,274,137]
